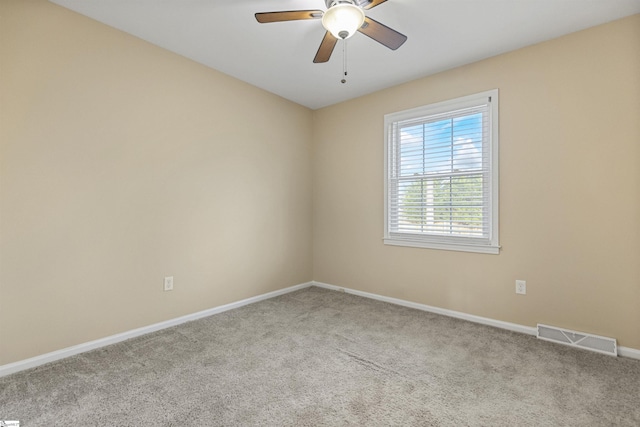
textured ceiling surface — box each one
[50,0,640,109]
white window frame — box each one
[384,89,500,254]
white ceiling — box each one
[50,0,640,109]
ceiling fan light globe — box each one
[321,3,365,40]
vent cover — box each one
[537,324,617,357]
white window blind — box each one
[384,90,499,254]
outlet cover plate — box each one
[164,276,174,291]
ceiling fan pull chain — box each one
[341,39,348,84]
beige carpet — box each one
[1,286,639,426]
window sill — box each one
[383,237,500,254]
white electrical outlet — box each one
[164,276,174,291]
[516,280,526,295]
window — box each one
[384,90,499,254]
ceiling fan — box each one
[255,0,407,63]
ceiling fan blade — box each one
[313,31,338,63]
[255,10,323,23]
[362,0,388,10]
[358,16,407,50]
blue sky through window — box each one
[399,113,483,176]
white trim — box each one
[3,280,638,377]
[383,89,500,255]
[312,281,535,336]
[383,237,500,254]
[0,281,314,378]
[618,346,640,360]
[311,281,640,360]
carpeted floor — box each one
[1,286,639,426]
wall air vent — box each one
[537,324,617,357]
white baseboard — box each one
[311,281,640,360]
[3,279,638,377]
[312,281,537,336]
[618,346,640,360]
[0,281,314,378]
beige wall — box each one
[0,0,313,364]
[1,1,638,367]
[313,15,640,349]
